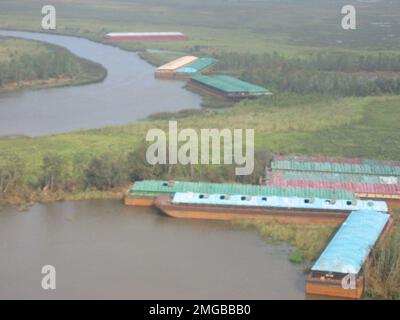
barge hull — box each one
[154,196,350,224]
[124,197,154,207]
[306,276,364,299]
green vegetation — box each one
[213,51,400,96]
[1,93,399,205]
[289,250,306,265]
[0,37,106,91]
[233,220,338,263]
[365,212,400,300]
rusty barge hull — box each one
[306,275,364,299]
[124,196,154,207]
[154,196,352,224]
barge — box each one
[154,192,388,224]
[268,179,400,209]
[267,155,400,209]
[104,32,188,42]
[125,180,356,207]
[306,210,391,299]
[155,56,198,79]
[174,58,217,79]
[188,75,272,99]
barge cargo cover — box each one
[155,56,198,79]
[189,75,272,99]
[155,192,388,224]
[306,210,390,299]
[268,155,400,208]
[104,32,188,42]
[175,58,217,78]
[125,180,356,207]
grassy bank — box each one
[0,37,106,92]
[365,211,400,299]
[0,187,125,211]
[233,220,338,264]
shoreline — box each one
[0,188,126,209]
[0,72,107,94]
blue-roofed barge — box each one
[306,210,392,299]
[154,192,389,224]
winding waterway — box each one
[0,30,202,136]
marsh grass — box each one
[233,220,338,262]
[1,94,399,195]
[365,213,400,300]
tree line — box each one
[0,145,269,200]
[212,51,400,96]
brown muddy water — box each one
[0,200,306,299]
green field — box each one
[1,0,400,54]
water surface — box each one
[0,200,305,299]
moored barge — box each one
[188,75,272,99]
[154,192,388,224]
[267,155,400,210]
[104,32,188,42]
[125,180,357,207]
[306,210,391,299]
[155,56,198,79]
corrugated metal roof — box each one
[177,58,217,74]
[130,180,356,200]
[273,155,400,167]
[268,179,400,196]
[172,193,388,213]
[272,160,400,176]
[106,32,186,37]
[157,56,198,71]
[274,155,362,165]
[311,210,390,274]
[269,170,399,185]
[191,75,271,94]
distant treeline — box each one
[0,41,106,86]
[213,51,400,96]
